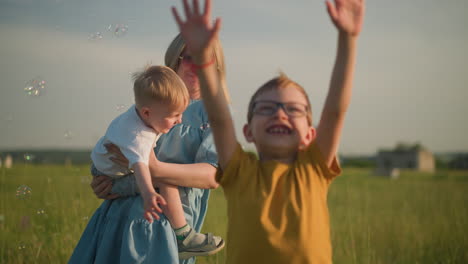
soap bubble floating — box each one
[64,130,73,140]
[80,176,91,184]
[108,24,128,37]
[24,77,46,97]
[16,185,32,199]
[23,154,35,162]
[17,243,27,250]
[89,31,103,41]
[116,104,126,111]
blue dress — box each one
[69,100,218,264]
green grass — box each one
[328,169,468,264]
[1,165,467,263]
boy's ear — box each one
[140,106,151,119]
[243,124,255,143]
[300,126,316,149]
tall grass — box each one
[1,165,467,263]
[329,169,468,264]
[0,165,100,263]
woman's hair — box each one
[164,34,186,72]
[164,34,230,102]
[247,72,313,125]
[132,65,189,109]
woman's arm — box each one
[105,143,219,190]
[148,150,219,189]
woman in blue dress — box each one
[69,34,228,264]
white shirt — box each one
[91,105,161,178]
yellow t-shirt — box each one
[216,142,341,264]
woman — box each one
[69,34,228,264]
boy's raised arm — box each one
[315,0,365,167]
[172,0,237,169]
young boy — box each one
[172,0,365,263]
[91,65,223,259]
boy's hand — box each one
[142,192,167,223]
[171,0,221,58]
[326,0,365,36]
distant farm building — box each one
[449,154,468,170]
[4,154,13,169]
[375,143,435,177]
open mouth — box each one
[266,125,292,135]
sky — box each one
[0,0,467,155]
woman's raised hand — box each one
[326,0,365,36]
[172,0,221,58]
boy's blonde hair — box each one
[164,33,230,102]
[247,73,313,125]
[132,65,189,109]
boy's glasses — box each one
[252,100,308,117]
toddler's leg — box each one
[157,183,225,260]
[158,183,187,229]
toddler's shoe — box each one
[178,229,225,260]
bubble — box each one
[23,154,35,162]
[0,214,4,222]
[24,77,46,97]
[36,208,45,215]
[200,122,210,131]
[18,243,27,250]
[82,216,89,221]
[116,104,126,111]
[16,185,32,199]
[88,31,103,41]
[80,176,91,184]
[64,130,73,140]
[108,24,128,37]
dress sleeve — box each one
[194,126,219,168]
[111,173,140,196]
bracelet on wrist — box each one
[189,57,215,72]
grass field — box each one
[1,165,467,263]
